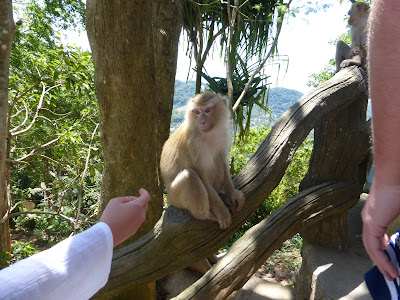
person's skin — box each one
[100,188,151,247]
[361,0,400,281]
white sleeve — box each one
[0,222,113,300]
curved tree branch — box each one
[174,180,360,299]
[93,67,367,298]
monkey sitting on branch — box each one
[335,2,370,72]
[160,92,245,230]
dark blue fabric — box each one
[365,266,393,300]
[365,229,400,300]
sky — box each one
[68,0,351,94]
[174,0,350,94]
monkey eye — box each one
[204,107,211,113]
[193,109,201,115]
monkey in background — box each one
[335,2,370,72]
[160,92,245,230]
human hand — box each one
[100,188,150,247]
[361,183,400,280]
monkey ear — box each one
[221,95,231,107]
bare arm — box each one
[361,0,400,281]
[100,188,150,247]
[0,189,150,299]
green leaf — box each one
[53,68,61,80]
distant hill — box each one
[171,81,196,129]
[172,81,304,129]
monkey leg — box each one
[189,253,220,274]
[227,189,246,213]
[189,258,212,274]
[167,169,216,223]
[335,40,352,72]
[207,190,232,229]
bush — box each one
[11,241,39,264]
[0,241,40,266]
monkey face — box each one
[348,2,369,26]
[186,92,231,133]
[192,106,215,132]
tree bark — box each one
[92,66,368,298]
[0,0,16,260]
[153,0,182,165]
[299,68,371,249]
[86,0,161,237]
[86,0,181,298]
[174,181,360,300]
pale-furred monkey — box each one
[160,91,245,231]
[335,2,370,72]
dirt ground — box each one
[254,240,302,288]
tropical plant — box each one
[201,57,270,138]
[181,1,293,135]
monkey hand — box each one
[211,201,232,229]
[340,59,353,69]
[226,189,245,214]
[217,213,232,230]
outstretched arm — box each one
[361,0,400,281]
[0,189,150,299]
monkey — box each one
[335,2,370,72]
[160,91,245,230]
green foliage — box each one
[14,0,86,32]
[10,241,39,264]
[0,251,11,267]
[224,126,313,249]
[8,1,102,241]
[307,60,335,88]
[0,241,39,266]
[230,126,271,177]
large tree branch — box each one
[174,180,360,299]
[92,67,368,298]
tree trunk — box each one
[299,69,371,249]
[86,0,181,298]
[153,0,182,163]
[0,0,16,261]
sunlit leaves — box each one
[8,0,101,239]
